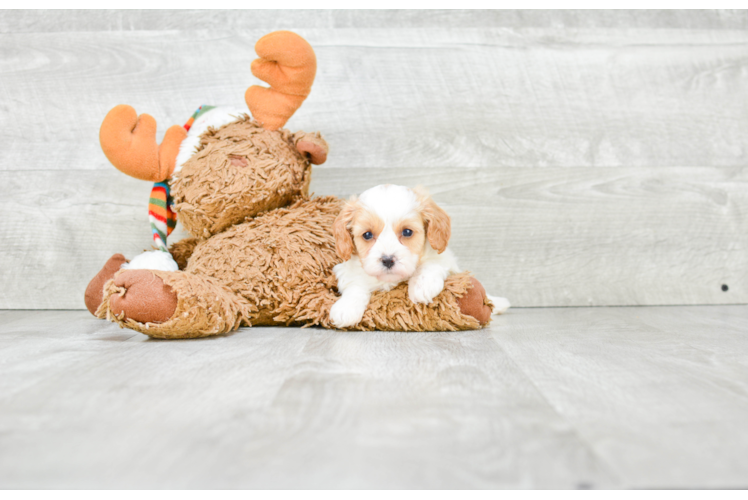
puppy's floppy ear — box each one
[332,197,358,260]
[415,186,451,254]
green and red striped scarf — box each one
[148,105,215,251]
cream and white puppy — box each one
[329,184,509,328]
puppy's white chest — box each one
[375,281,399,292]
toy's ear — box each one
[332,198,358,260]
[414,186,451,254]
[99,105,187,182]
[245,31,317,131]
[294,131,328,165]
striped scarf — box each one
[148,105,215,251]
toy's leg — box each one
[97,269,253,339]
[84,238,202,317]
[352,273,495,331]
[289,272,497,331]
[456,277,497,325]
[84,253,128,316]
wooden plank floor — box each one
[1,306,747,489]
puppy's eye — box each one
[402,228,413,237]
[363,231,373,240]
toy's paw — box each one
[408,273,445,305]
[109,270,178,324]
[330,297,366,328]
[85,253,129,316]
[457,278,492,326]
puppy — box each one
[329,184,509,328]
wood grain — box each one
[493,306,748,488]
[0,170,191,309]
[2,307,748,488]
[1,166,745,309]
[2,10,746,33]
[0,310,610,488]
[2,14,748,309]
[1,28,747,171]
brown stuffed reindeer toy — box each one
[84,31,497,339]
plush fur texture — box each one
[86,30,498,339]
[169,237,200,271]
[174,106,246,173]
[97,268,486,339]
[170,115,313,237]
[95,195,488,338]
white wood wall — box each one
[1,10,747,309]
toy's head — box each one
[170,116,327,237]
[98,31,328,238]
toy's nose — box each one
[381,256,395,269]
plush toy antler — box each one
[245,31,317,131]
[99,105,187,182]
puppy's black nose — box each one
[381,256,395,269]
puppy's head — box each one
[332,185,451,283]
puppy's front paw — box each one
[330,298,366,328]
[408,274,445,305]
